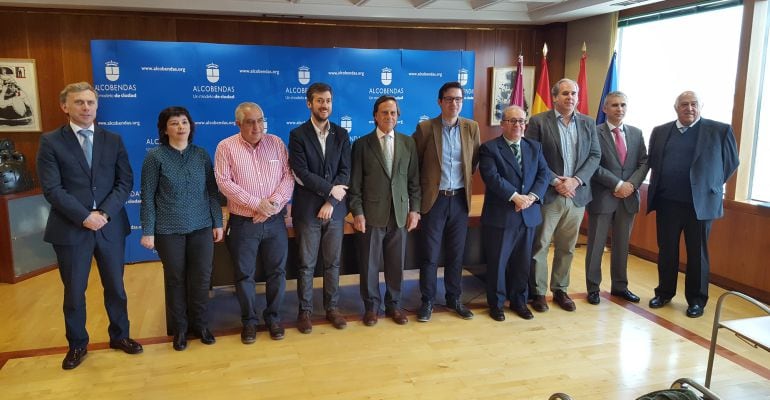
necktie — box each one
[78,129,93,167]
[679,126,689,133]
[510,142,522,169]
[382,134,393,177]
[612,127,626,165]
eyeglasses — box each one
[442,96,464,103]
[502,118,527,125]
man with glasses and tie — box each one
[524,78,601,313]
[584,91,649,306]
[646,91,738,318]
[479,105,549,321]
[349,95,421,327]
[37,82,142,370]
[412,82,480,322]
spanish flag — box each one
[531,44,552,115]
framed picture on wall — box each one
[489,66,535,126]
[0,58,42,132]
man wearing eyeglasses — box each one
[412,81,480,322]
[480,105,549,321]
[215,102,294,343]
[584,91,649,306]
[524,78,601,313]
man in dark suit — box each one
[36,82,142,370]
[480,105,549,321]
[412,81,480,322]
[524,78,601,313]
[289,82,351,333]
[646,91,739,318]
[349,95,421,326]
[585,91,649,305]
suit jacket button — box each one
[92,187,97,190]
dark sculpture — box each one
[0,138,33,194]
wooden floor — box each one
[1,244,769,399]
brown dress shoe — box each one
[531,295,549,312]
[297,311,313,334]
[363,310,378,326]
[553,290,576,311]
[385,308,408,325]
[268,322,285,340]
[326,309,347,329]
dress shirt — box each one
[214,133,294,218]
[141,144,223,235]
[554,110,578,178]
[503,136,539,202]
[311,118,330,157]
[676,117,701,133]
[440,119,463,190]
[606,122,627,192]
[376,127,394,172]
[69,121,95,146]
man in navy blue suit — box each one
[289,82,351,333]
[479,105,550,321]
[37,82,142,370]
[646,91,739,318]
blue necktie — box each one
[78,129,93,167]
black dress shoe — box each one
[241,325,257,344]
[62,347,87,370]
[198,328,216,345]
[173,333,187,351]
[489,307,505,322]
[686,304,705,318]
[511,304,534,320]
[109,338,143,354]
[416,301,433,322]
[649,296,671,309]
[531,295,549,312]
[587,291,600,305]
[611,289,641,303]
[447,299,474,320]
[268,322,285,340]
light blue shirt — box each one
[440,119,464,190]
[554,110,577,177]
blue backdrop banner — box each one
[90,40,475,263]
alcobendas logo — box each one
[341,116,352,134]
[105,61,119,82]
[457,69,469,86]
[206,63,220,83]
[298,66,310,85]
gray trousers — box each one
[294,217,344,313]
[530,196,585,295]
[358,216,406,312]
[584,208,636,293]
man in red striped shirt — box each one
[215,102,294,344]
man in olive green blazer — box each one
[349,95,421,327]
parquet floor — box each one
[1,244,769,399]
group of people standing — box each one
[36,77,737,371]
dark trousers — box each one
[226,214,287,326]
[358,214,406,312]
[294,217,344,312]
[155,227,213,335]
[419,191,469,303]
[584,208,636,293]
[483,223,534,309]
[54,232,129,349]
[655,199,712,307]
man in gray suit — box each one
[584,91,649,305]
[647,91,738,318]
[524,78,601,312]
[349,95,421,326]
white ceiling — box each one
[1,0,662,24]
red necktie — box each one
[612,127,627,165]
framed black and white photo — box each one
[0,59,42,132]
[490,66,535,126]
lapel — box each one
[691,120,707,166]
[498,136,522,178]
[305,122,325,162]
[431,117,442,166]
[91,127,104,175]
[366,131,389,177]
[64,125,92,176]
[459,118,472,172]
[599,123,622,167]
[546,112,565,161]
[655,123,674,168]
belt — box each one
[438,188,464,197]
